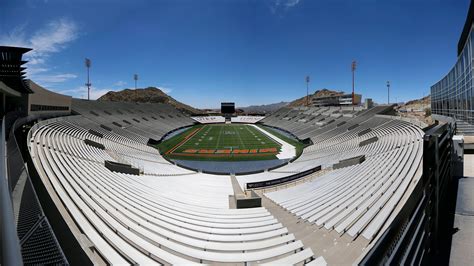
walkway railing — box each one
[0,117,23,265]
[360,121,457,265]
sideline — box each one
[166,126,204,154]
[251,125,296,159]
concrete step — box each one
[456,121,474,135]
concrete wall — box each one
[27,80,71,116]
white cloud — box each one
[284,0,301,7]
[0,18,79,86]
[158,86,172,94]
[29,19,77,56]
[269,0,302,15]
[0,23,29,47]
[90,88,113,100]
[63,86,113,100]
[33,73,78,83]
[113,81,127,87]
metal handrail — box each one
[0,117,23,265]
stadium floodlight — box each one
[351,60,356,110]
[134,74,138,89]
[305,76,310,106]
[134,74,139,102]
[85,58,92,100]
[387,81,390,104]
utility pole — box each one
[305,76,310,106]
[351,60,357,110]
[387,81,390,105]
[85,58,91,100]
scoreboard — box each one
[221,102,235,114]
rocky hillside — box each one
[397,94,433,126]
[240,102,289,114]
[98,87,203,114]
[288,89,344,107]
[403,95,431,107]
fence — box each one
[0,117,23,265]
[0,113,67,265]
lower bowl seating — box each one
[28,102,423,265]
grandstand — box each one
[231,116,265,123]
[20,97,428,264]
[0,37,465,265]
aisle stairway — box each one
[456,120,474,135]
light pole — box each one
[387,81,390,105]
[351,60,357,110]
[305,75,310,106]
[85,58,91,100]
[134,74,138,89]
[134,74,138,101]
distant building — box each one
[364,98,374,109]
[311,93,362,107]
[431,1,474,124]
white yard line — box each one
[251,125,296,160]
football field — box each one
[157,124,283,161]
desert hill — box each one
[288,89,344,107]
[98,87,203,114]
[240,102,289,114]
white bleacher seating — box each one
[28,102,424,264]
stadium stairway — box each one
[258,192,363,265]
[456,120,474,135]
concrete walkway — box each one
[450,154,474,265]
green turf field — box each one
[156,124,284,161]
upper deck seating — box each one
[191,116,225,124]
[231,116,265,123]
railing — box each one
[360,121,457,265]
[0,117,23,265]
[245,165,322,189]
[5,114,68,264]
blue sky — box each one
[0,0,470,108]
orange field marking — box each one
[215,149,232,154]
[259,148,277,153]
[233,149,249,154]
[166,127,204,154]
[180,148,279,154]
[169,152,278,158]
[199,149,215,154]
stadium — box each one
[1,1,473,266]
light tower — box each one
[387,81,390,104]
[305,75,310,106]
[134,74,138,102]
[85,58,91,100]
[351,60,357,110]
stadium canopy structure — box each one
[0,46,32,116]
